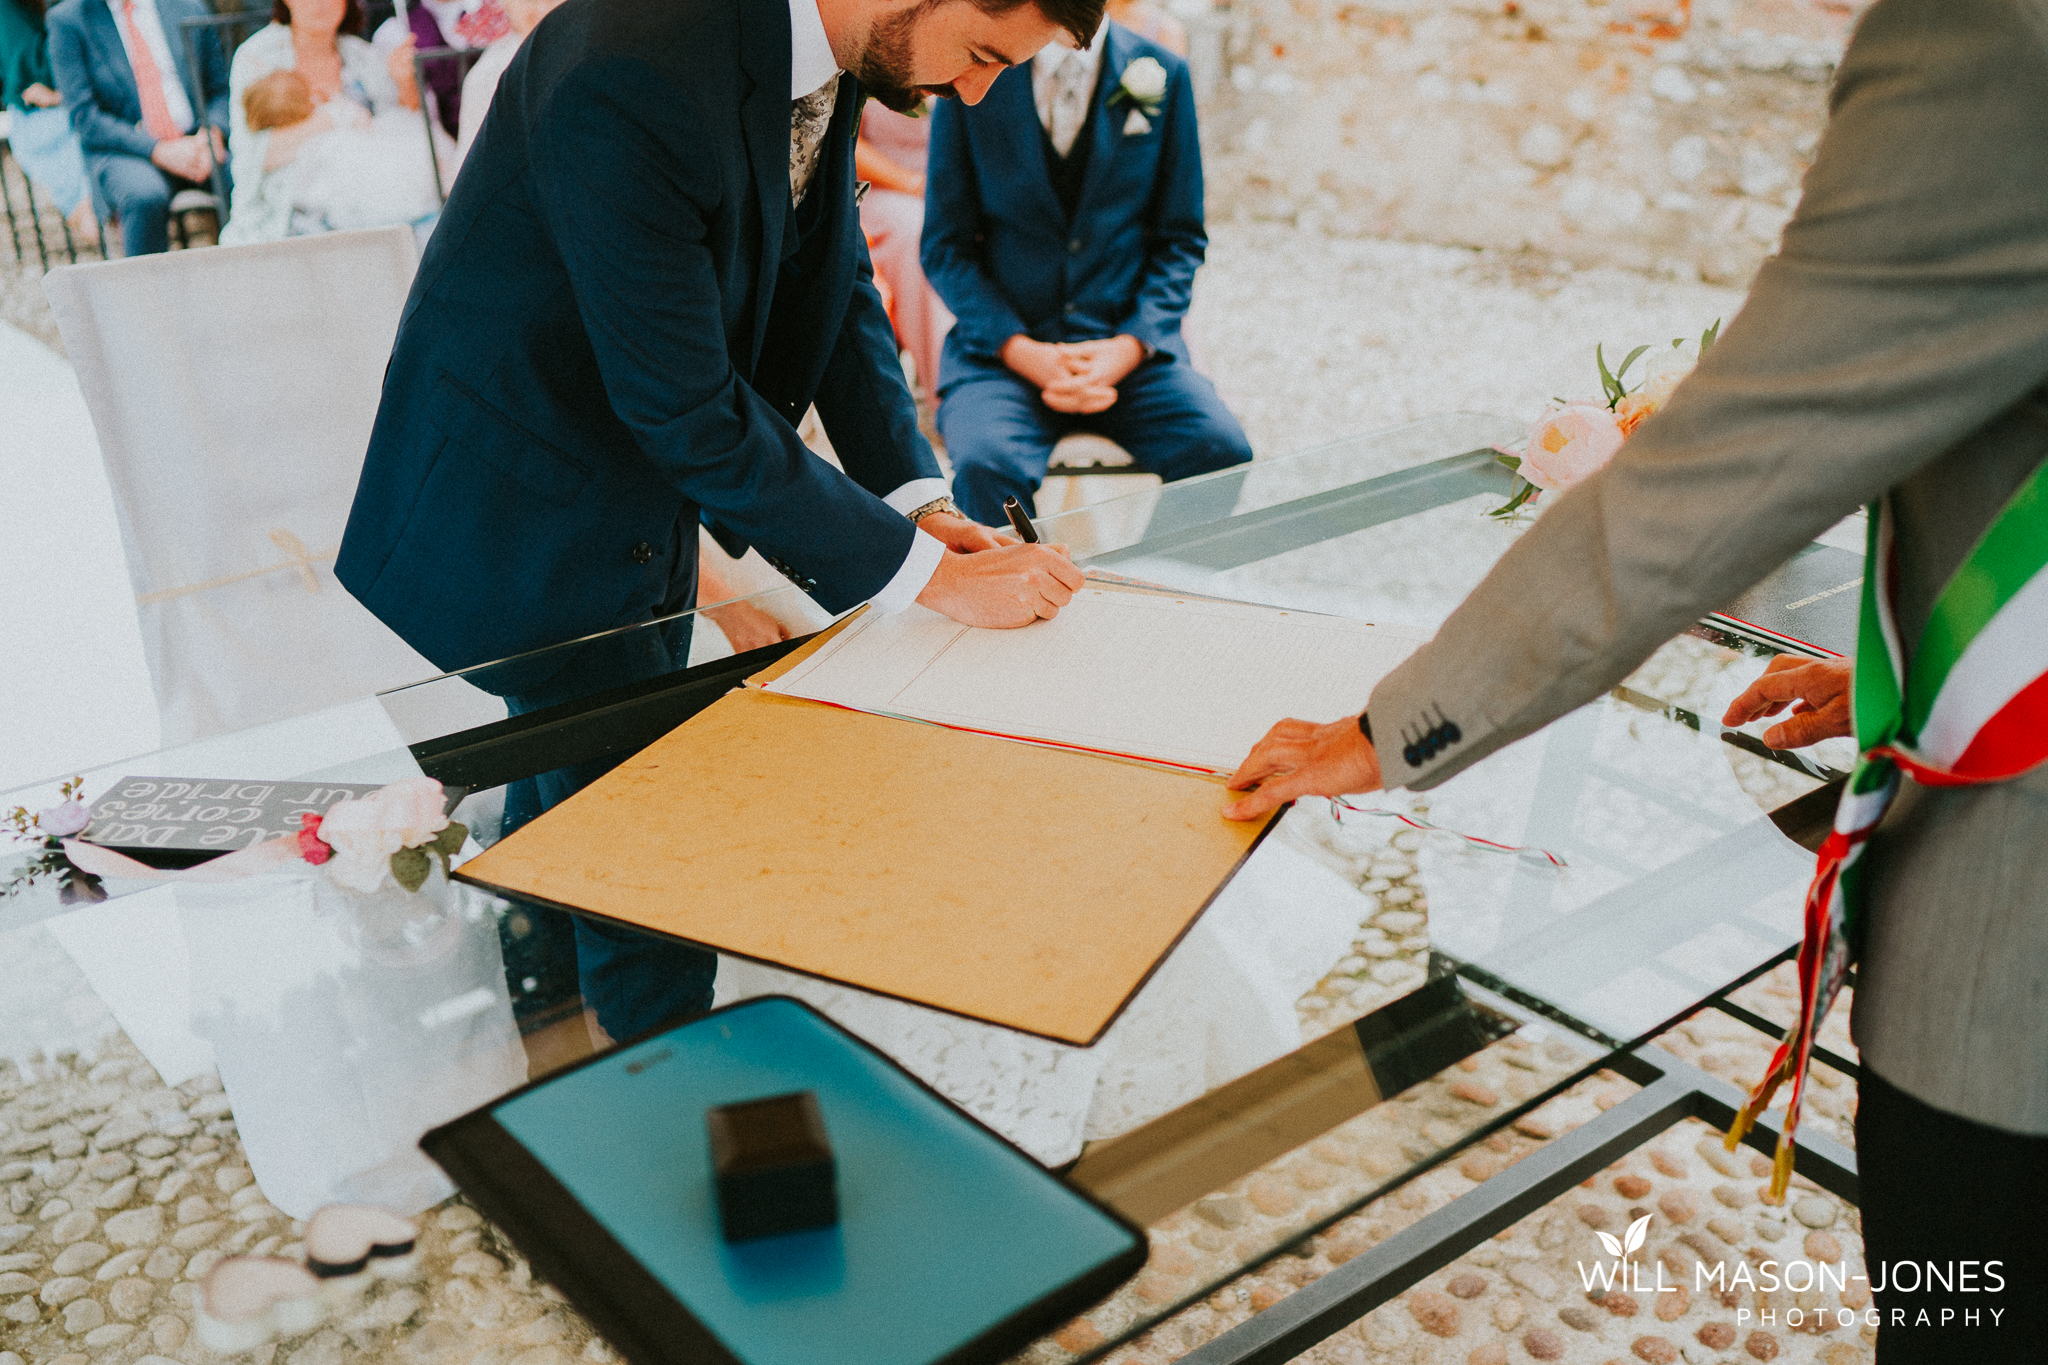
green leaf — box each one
[1701,318,1722,352]
[1485,478,1542,522]
[1595,343,1620,405]
[390,846,431,894]
[428,822,468,858]
[1494,452,1523,472]
[1614,344,1651,392]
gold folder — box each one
[455,611,1280,1046]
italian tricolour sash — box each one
[1726,458,2048,1202]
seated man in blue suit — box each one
[46,0,228,257]
[337,0,1096,1044]
[922,19,1252,526]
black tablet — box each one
[421,996,1147,1365]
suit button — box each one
[629,542,654,564]
[1068,238,1083,254]
[1064,303,1078,315]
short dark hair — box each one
[271,0,365,38]
[964,0,1104,51]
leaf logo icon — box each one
[1624,1214,1651,1255]
[1595,1231,1623,1258]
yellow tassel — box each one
[1764,1133,1796,1205]
[1725,1055,1789,1152]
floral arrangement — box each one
[1489,319,1721,522]
[1110,56,1168,135]
[5,775,90,843]
[293,777,467,894]
[3,777,103,902]
[14,775,466,898]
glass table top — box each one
[0,413,1839,1365]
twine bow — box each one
[136,528,334,606]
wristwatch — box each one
[907,496,960,525]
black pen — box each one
[1003,496,1040,544]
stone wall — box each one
[1194,0,1868,285]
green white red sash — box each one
[1727,458,2048,1201]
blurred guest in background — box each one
[46,0,228,256]
[450,0,561,172]
[1,0,96,237]
[372,0,504,139]
[856,98,951,409]
[922,19,1250,525]
[218,0,434,246]
[230,66,438,236]
[1103,0,1180,53]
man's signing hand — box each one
[916,541,1084,628]
[917,512,1009,554]
[1722,654,1855,749]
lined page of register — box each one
[761,589,1430,773]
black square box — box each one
[706,1090,838,1242]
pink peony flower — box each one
[39,800,90,838]
[1521,403,1626,492]
[315,777,448,893]
[297,813,332,865]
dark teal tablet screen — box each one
[493,998,1139,1365]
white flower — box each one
[317,777,448,894]
[1120,56,1168,104]
[1638,344,1697,409]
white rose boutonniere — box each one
[1110,55,1168,135]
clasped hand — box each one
[150,127,226,183]
[1001,334,1146,415]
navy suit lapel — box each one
[82,0,140,124]
[737,0,792,373]
[988,64,1063,235]
[1073,24,1132,221]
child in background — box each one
[240,69,443,236]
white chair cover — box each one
[41,228,501,745]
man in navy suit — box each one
[337,0,1099,1043]
[921,20,1251,526]
[46,0,227,257]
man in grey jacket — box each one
[1227,0,2047,1355]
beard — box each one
[848,2,934,112]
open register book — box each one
[456,584,1427,1045]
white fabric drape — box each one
[42,229,504,745]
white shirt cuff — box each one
[882,477,950,516]
[869,527,946,614]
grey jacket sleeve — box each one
[1370,0,2048,791]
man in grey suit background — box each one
[1226,0,2047,1355]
